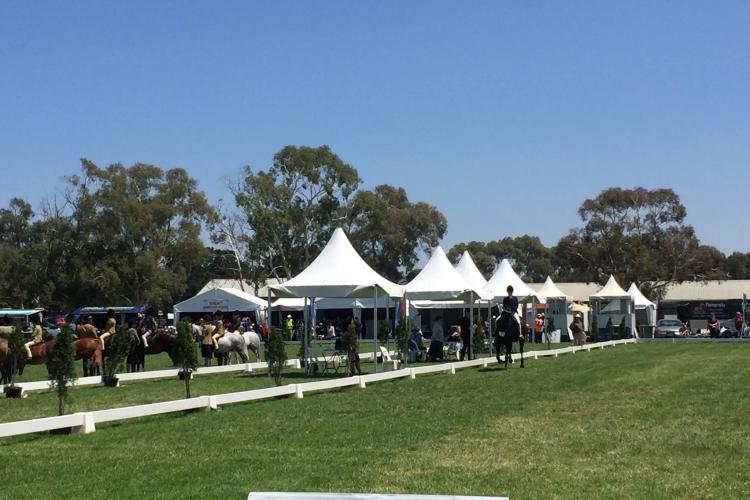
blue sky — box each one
[1,1,748,253]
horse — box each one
[242,330,262,361]
[16,338,103,378]
[127,329,176,372]
[494,312,525,369]
[215,331,249,366]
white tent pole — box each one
[267,289,272,329]
[469,292,474,360]
[303,297,309,375]
[373,286,379,373]
[385,296,390,354]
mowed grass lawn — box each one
[3,343,749,499]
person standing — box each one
[285,314,294,340]
[459,310,471,360]
[427,315,445,361]
[211,310,226,349]
[534,313,545,343]
[201,318,216,367]
[569,313,587,346]
[708,315,721,338]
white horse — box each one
[215,331,249,365]
[242,330,262,361]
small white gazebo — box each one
[173,287,266,323]
[271,228,404,370]
[590,275,636,340]
[628,283,657,335]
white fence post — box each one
[358,376,366,389]
[409,369,416,380]
[74,412,96,434]
[294,384,304,399]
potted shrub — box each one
[472,321,486,357]
[4,326,25,398]
[174,320,198,398]
[394,322,409,365]
[342,321,361,376]
[48,325,77,415]
[102,326,130,387]
[265,327,287,386]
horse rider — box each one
[0,315,14,338]
[495,285,520,362]
[76,314,100,341]
[23,312,45,359]
[140,308,158,349]
[211,311,226,350]
[98,309,117,350]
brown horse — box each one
[127,329,175,372]
[22,338,103,377]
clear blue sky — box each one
[1,1,748,253]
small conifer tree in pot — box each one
[174,320,199,398]
[103,326,130,387]
[48,325,77,414]
[265,327,288,386]
[4,326,26,398]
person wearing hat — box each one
[427,314,445,361]
[569,313,587,346]
[23,312,45,359]
[140,308,158,349]
[285,314,294,341]
[76,314,99,340]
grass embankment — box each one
[6,343,746,499]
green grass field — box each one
[3,343,749,499]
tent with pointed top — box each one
[455,251,488,291]
[404,247,480,301]
[481,259,536,301]
[535,276,574,341]
[270,228,403,299]
[589,275,636,340]
[628,283,657,331]
[270,228,404,373]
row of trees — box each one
[0,146,447,310]
[447,187,738,299]
[1,146,746,310]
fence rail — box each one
[0,339,635,438]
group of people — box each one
[0,307,166,360]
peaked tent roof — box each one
[481,259,535,300]
[537,276,569,301]
[404,247,480,300]
[454,251,488,291]
[591,275,631,299]
[271,228,404,299]
[627,283,655,309]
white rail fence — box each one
[0,350,390,394]
[0,339,635,438]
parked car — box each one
[654,319,685,338]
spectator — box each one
[735,312,744,337]
[534,313,545,343]
[708,315,721,338]
[427,315,445,361]
[408,326,426,362]
[569,313,587,346]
